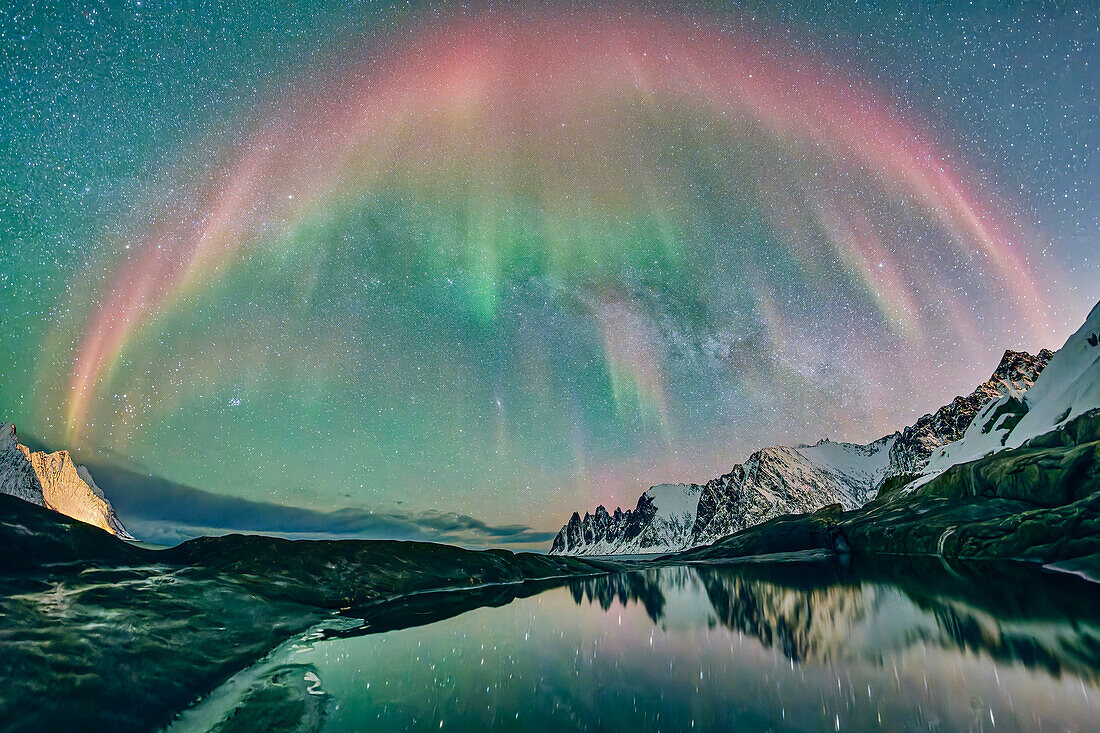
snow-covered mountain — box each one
[550,348,1053,556]
[915,302,1099,485]
[691,436,897,548]
[884,348,1053,478]
[0,423,133,539]
[550,483,702,555]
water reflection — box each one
[568,559,1100,677]
[188,559,1100,732]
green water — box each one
[173,561,1100,732]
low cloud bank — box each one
[85,460,554,550]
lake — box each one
[170,558,1100,731]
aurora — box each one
[4,3,1100,730]
[8,2,1091,530]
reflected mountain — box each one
[569,569,668,619]
[567,558,1100,679]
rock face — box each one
[918,305,1098,479]
[691,437,895,547]
[0,423,133,539]
[885,349,1053,476]
[550,347,1053,556]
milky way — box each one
[2,2,1095,537]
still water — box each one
[174,560,1100,732]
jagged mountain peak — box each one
[0,423,133,539]
[883,347,1053,478]
[551,482,703,555]
[917,304,1099,479]
[991,348,1055,384]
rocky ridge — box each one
[551,348,1053,556]
[885,348,1053,476]
[0,423,133,539]
[552,483,701,555]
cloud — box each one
[84,460,555,550]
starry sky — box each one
[0,1,1096,542]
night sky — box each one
[1,1,1096,538]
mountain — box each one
[676,300,1100,579]
[689,435,897,548]
[551,483,702,555]
[551,348,1053,556]
[0,423,133,539]
[915,307,1098,483]
[885,348,1053,477]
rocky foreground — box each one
[0,494,609,731]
